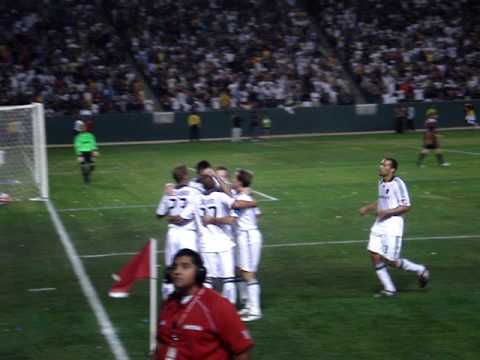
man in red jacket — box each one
[155,249,254,360]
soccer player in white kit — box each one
[180,175,257,304]
[359,158,430,297]
[233,169,263,322]
[156,165,199,299]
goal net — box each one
[0,103,49,200]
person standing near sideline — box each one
[359,158,429,297]
[154,248,254,360]
[187,111,201,142]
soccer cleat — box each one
[373,290,397,298]
[418,268,430,288]
[440,162,451,167]
[241,313,262,322]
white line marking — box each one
[251,189,279,201]
[58,204,156,212]
[45,200,129,360]
[404,145,480,156]
[443,149,480,156]
[27,287,57,292]
[79,234,480,259]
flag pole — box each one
[149,238,158,355]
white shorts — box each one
[236,229,262,272]
[201,249,235,278]
[165,227,198,266]
[367,230,403,261]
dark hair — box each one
[199,174,215,190]
[172,164,188,183]
[384,157,398,170]
[174,248,204,268]
[236,169,253,187]
[195,160,211,174]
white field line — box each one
[47,126,476,148]
[27,287,57,292]
[79,234,480,259]
[251,189,279,201]
[45,200,129,360]
[188,167,279,201]
[404,145,480,156]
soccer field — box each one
[2,130,480,360]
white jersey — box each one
[234,193,261,230]
[181,191,237,252]
[188,178,205,194]
[371,177,411,236]
[156,185,197,231]
[188,177,222,194]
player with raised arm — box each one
[74,121,98,184]
[234,169,263,322]
[156,165,199,299]
[359,158,429,297]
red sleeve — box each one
[212,297,254,354]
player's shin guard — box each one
[247,279,262,316]
[222,277,237,304]
[398,258,425,275]
[162,281,174,300]
[375,262,396,293]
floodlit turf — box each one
[2,130,480,359]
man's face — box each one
[216,169,230,183]
[172,256,197,289]
[378,159,394,177]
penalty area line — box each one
[79,234,480,259]
[45,200,130,360]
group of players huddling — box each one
[156,161,263,322]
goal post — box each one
[0,103,49,200]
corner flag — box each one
[108,239,158,353]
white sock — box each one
[399,258,425,275]
[247,279,261,316]
[161,282,174,300]
[222,278,237,304]
[375,263,396,292]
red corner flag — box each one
[109,241,152,298]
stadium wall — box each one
[46,101,476,145]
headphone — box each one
[164,248,207,285]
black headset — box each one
[164,248,207,285]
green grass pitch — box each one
[2,130,480,359]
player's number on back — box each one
[200,206,217,218]
[168,197,187,210]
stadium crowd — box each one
[107,0,354,112]
[2,0,480,115]
[317,0,480,103]
[0,0,145,116]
